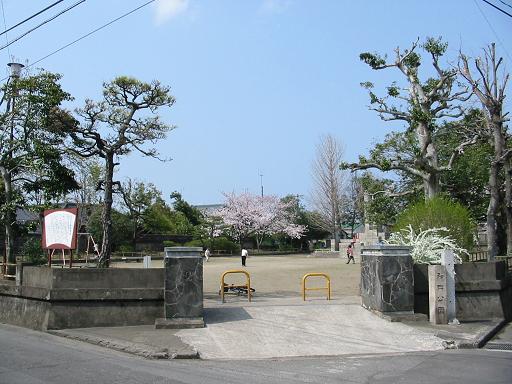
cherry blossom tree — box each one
[216,192,306,249]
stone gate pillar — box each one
[155,247,204,329]
[360,245,419,321]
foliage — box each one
[393,197,475,251]
[170,191,202,226]
[143,198,194,235]
[211,236,239,252]
[194,208,227,248]
[359,172,415,226]
[0,70,79,266]
[119,179,162,245]
[87,206,132,252]
[340,174,365,235]
[459,43,511,258]
[436,115,492,221]
[386,225,469,264]
[345,37,472,200]
[70,158,104,205]
[117,244,134,253]
[70,76,175,266]
[20,237,46,265]
[183,239,204,247]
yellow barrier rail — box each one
[302,273,331,301]
[220,270,252,303]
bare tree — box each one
[459,43,510,259]
[341,173,364,238]
[69,76,175,267]
[343,38,474,199]
[310,134,346,251]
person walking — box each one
[204,248,211,262]
[241,248,248,266]
[346,243,355,264]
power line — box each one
[497,0,512,10]
[0,0,65,37]
[29,0,156,69]
[474,0,512,62]
[0,0,10,60]
[0,0,86,52]
[481,0,512,18]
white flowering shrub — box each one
[385,225,469,264]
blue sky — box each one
[2,0,511,205]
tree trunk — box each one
[417,121,440,200]
[99,153,115,267]
[0,167,15,276]
[487,112,506,260]
[486,162,500,261]
[505,159,512,255]
[424,172,440,200]
[132,219,137,251]
[256,234,263,251]
[334,221,340,252]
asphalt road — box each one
[1,323,511,384]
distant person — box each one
[346,243,355,264]
[241,248,248,266]
[204,248,211,262]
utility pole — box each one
[259,173,264,197]
[3,62,24,277]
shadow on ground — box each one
[204,307,253,325]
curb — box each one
[455,319,507,349]
[47,330,199,360]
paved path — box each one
[177,296,444,359]
[83,256,507,360]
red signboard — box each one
[42,208,78,250]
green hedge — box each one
[393,197,475,251]
[211,237,239,252]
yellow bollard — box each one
[302,273,331,301]
[220,270,252,303]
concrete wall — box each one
[0,267,164,330]
[22,267,164,289]
[414,261,511,321]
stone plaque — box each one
[428,264,448,324]
[441,249,457,323]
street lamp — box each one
[7,62,24,78]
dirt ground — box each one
[113,254,361,298]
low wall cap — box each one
[362,245,412,250]
[164,246,203,258]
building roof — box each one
[193,204,224,212]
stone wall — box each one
[0,266,164,330]
[414,261,512,321]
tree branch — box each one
[344,160,428,180]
